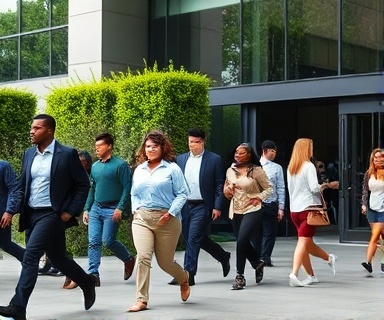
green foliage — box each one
[46,81,118,152]
[0,88,36,172]
[43,62,208,255]
[113,63,211,164]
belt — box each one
[187,200,204,205]
[95,201,119,209]
[29,206,54,213]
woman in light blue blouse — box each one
[128,130,190,312]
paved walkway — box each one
[0,226,382,320]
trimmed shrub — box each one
[113,63,211,164]
[0,88,36,172]
[43,63,210,256]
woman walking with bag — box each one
[287,138,337,287]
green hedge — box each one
[42,63,208,256]
[113,64,211,163]
[0,88,36,172]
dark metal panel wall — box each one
[209,74,384,107]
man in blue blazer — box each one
[169,128,231,286]
[0,114,96,320]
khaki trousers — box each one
[132,209,186,303]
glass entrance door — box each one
[340,111,384,242]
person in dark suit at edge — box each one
[0,114,96,320]
[169,128,231,286]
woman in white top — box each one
[361,148,384,273]
[287,138,337,287]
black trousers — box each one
[232,209,264,275]
[10,208,90,309]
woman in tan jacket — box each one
[224,143,272,290]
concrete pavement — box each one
[0,226,383,320]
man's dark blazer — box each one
[18,141,90,231]
[176,150,224,213]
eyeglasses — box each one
[269,149,277,153]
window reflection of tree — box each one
[0,0,68,82]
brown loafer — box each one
[180,271,190,302]
[128,301,147,312]
[124,257,136,280]
[63,280,78,289]
[62,276,71,288]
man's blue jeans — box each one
[88,203,132,275]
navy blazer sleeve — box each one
[203,151,224,211]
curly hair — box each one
[135,130,176,165]
[367,147,384,179]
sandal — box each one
[128,301,147,312]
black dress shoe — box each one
[0,304,26,320]
[38,261,52,274]
[41,267,64,276]
[255,260,267,284]
[168,275,195,286]
[168,277,178,285]
[81,275,96,310]
[188,274,195,286]
[221,252,231,277]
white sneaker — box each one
[302,275,320,285]
[289,273,307,287]
[328,254,337,276]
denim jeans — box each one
[88,203,132,275]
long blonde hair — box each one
[288,138,313,175]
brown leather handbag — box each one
[306,193,330,226]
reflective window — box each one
[52,0,68,27]
[342,0,384,74]
[51,28,68,75]
[242,0,284,84]
[288,0,338,80]
[21,32,49,79]
[0,38,18,81]
[150,0,240,87]
[21,0,49,32]
[210,105,241,166]
[0,0,18,36]
[0,0,68,82]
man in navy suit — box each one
[0,114,96,320]
[169,128,231,286]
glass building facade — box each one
[0,0,383,242]
[0,0,68,82]
[149,0,383,86]
[149,0,384,241]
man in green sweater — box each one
[82,133,135,286]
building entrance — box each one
[339,99,384,242]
